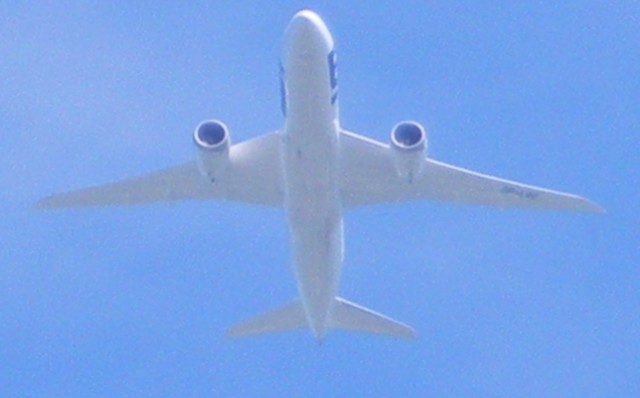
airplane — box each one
[37,10,603,342]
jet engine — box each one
[389,121,428,182]
[193,120,231,182]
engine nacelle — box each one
[390,121,428,182]
[193,120,231,182]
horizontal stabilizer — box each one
[329,297,417,339]
[226,299,306,337]
[227,297,417,340]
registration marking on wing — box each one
[500,186,540,200]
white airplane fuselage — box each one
[37,9,602,342]
[281,11,341,340]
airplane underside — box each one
[37,10,602,342]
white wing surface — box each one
[340,131,603,212]
[37,132,284,208]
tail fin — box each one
[227,297,416,340]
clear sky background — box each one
[1,1,638,397]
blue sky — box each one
[1,1,638,397]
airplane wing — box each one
[340,130,603,212]
[37,131,285,209]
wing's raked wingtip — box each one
[583,198,606,214]
[33,198,50,210]
[34,196,61,210]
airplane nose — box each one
[289,10,323,33]
[284,10,333,56]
